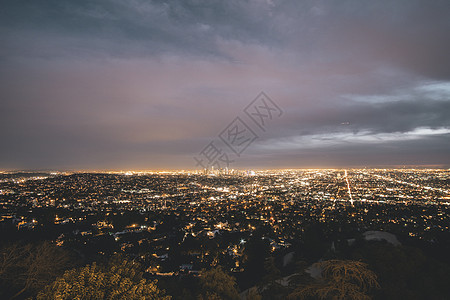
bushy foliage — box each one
[37,259,170,300]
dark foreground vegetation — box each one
[1,229,449,300]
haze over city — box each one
[1,0,450,171]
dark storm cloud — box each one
[2,0,448,71]
[1,0,450,169]
[0,0,279,60]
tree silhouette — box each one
[245,287,262,300]
[198,266,240,300]
[0,242,72,299]
[260,256,288,299]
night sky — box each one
[1,0,450,170]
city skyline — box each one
[1,1,450,170]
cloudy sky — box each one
[1,0,450,170]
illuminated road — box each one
[361,171,450,195]
[344,170,354,205]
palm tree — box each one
[288,259,379,300]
